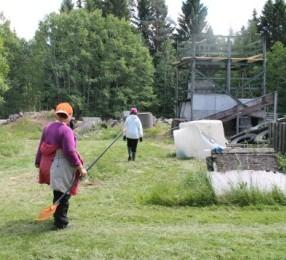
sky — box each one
[0,0,267,40]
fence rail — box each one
[270,122,286,154]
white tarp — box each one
[173,120,227,159]
[209,170,286,195]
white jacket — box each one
[124,114,143,139]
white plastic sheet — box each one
[208,170,286,195]
[174,120,227,159]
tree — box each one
[152,39,176,116]
[176,0,208,42]
[150,0,172,55]
[84,0,130,19]
[129,0,137,21]
[136,0,153,49]
[134,0,176,116]
[234,10,261,52]
[0,35,9,106]
[0,14,35,116]
[267,41,286,113]
[85,0,103,11]
[60,0,74,13]
[136,0,172,56]
[258,0,286,49]
[103,0,130,19]
[31,10,154,117]
[76,0,83,8]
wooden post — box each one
[262,37,267,95]
[175,66,179,117]
[283,123,286,154]
[274,91,278,122]
[227,36,231,94]
[275,122,278,152]
[190,34,196,121]
[236,113,240,134]
[278,123,282,153]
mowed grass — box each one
[1,117,286,259]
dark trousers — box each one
[127,138,138,160]
[53,190,71,228]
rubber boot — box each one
[132,152,136,161]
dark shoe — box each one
[128,156,131,161]
[132,152,136,161]
[54,220,69,230]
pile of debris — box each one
[0,112,24,125]
[229,122,269,144]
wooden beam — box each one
[205,92,275,122]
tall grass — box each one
[143,170,217,207]
[278,154,286,172]
[143,170,286,207]
[218,184,286,206]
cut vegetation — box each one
[1,115,286,259]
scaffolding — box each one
[174,34,273,123]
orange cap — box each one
[55,102,73,117]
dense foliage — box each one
[4,10,155,117]
[1,0,286,116]
[258,0,286,49]
[0,34,9,106]
[242,0,286,112]
[267,42,286,112]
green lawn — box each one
[0,118,286,259]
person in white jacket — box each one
[123,107,143,161]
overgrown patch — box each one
[278,154,286,173]
[143,171,216,207]
[143,169,286,207]
[218,184,286,206]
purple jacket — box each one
[35,121,81,167]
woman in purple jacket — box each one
[35,102,87,229]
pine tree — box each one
[176,0,208,42]
[103,0,130,19]
[267,41,286,112]
[151,0,172,55]
[60,0,74,13]
[136,0,152,49]
[258,0,286,49]
[76,0,83,8]
[85,0,103,11]
[136,0,172,56]
[135,0,176,117]
[153,39,176,116]
[129,0,137,22]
